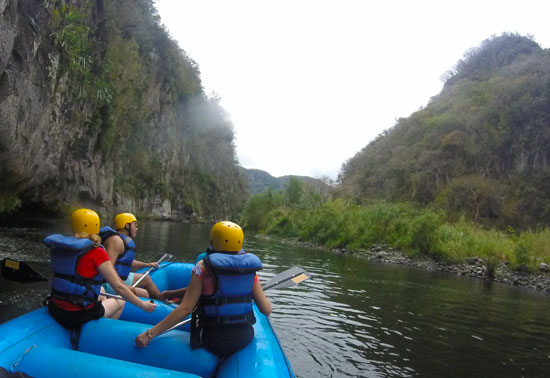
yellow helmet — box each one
[210,221,244,252]
[71,209,100,235]
[115,213,137,230]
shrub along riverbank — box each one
[239,180,550,279]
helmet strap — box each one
[118,224,131,236]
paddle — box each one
[2,254,177,306]
[92,252,175,304]
[1,258,48,283]
[100,291,175,306]
[160,266,311,334]
[262,265,310,290]
[132,253,174,288]
[1,252,173,286]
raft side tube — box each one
[143,262,194,292]
[11,344,199,378]
[0,308,72,369]
[79,317,218,378]
[119,300,190,331]
[216,305,296,378]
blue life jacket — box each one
[45,234,105,308]
[194,251,208,265]
[196,251,262,327]
[194,247,246,265]
[99,226,135,280]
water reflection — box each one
[134,220,212,262]
[2,220,550,377]
[250,235,550,378]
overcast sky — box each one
[155,0,550,179]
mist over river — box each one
[2,219,550,377]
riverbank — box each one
[274,237,550,294]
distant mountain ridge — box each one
[240,168,323,195]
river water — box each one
[1,218,550,378]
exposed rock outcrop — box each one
[0,0,248,220]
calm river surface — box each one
[2,218,550,377]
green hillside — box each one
[338,33,550,230]
[242,168,326,195]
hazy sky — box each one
[155,0,550,179]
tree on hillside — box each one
[435,175,506,223]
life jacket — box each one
[195,251,262,329]
[193,247,215,265]
[194,247,247,266]
[99,226,135,280]
[45,234,105,308]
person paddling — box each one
[100,213,165,300]
[135,221,271,358]
[45,209,156,349]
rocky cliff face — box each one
[0,0,248,221]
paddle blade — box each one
[151,253,173,265]
[262,266,311,291]
[158,253,174,264]
[1,258,47,283]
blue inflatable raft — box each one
[0,262,296,378]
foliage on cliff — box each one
[338,33,550,230]
[0,0,247,220]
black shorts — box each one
[47,300,105,330]
[201,324,254,357]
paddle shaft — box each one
[132,253,173,288]
[101,292,129,301]
[101,253,175,305]
[1,251,173,285]
[100,291,174,306]
[160,266,310,334]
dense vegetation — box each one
[240,179,550,271]
[339,34,550,231]
[240,34,550,271]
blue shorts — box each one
[102,272,134,294]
